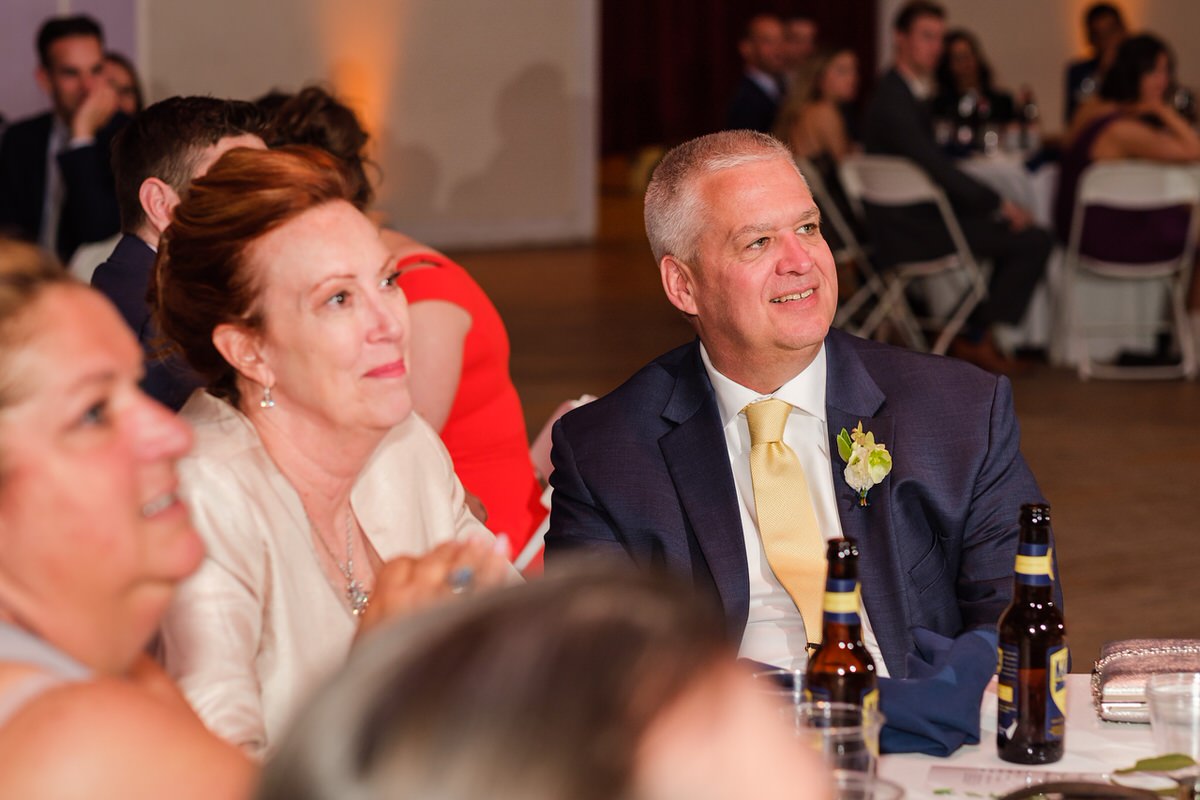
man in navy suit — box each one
[91,96,265,410]
[0,15,124,261]
[725,14,787,133]
[545,130,1050,688]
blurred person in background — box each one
[1055,33,1200,342]
[934,29,1015,131]
[1065,2,1127,124]
[0,15,125,261]
[726,13,788,133]
[782,15,819,78]
[103,52,144,116]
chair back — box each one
[838,154,988,354]
[1067,160,1200,272]
[1060,160,1200,379]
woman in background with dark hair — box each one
[258,566,831,800]
[934,29,1015,127]
[103,51,144,116]
[1055,33,1200,247]
[266,87,548,567]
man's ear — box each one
[35,66,51,97]
[660,255,700,317]
[212,323,274,392]
[138,178,181,238]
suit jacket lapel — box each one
[824,331,907,677]
[659,342,749,634]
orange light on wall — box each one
[313,0,406,161]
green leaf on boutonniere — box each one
[1114,754,1198,774]
[837,428,853,463]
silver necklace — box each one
[311,507,371,617]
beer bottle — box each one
[805,538,878,710]
[997,503,1067,764]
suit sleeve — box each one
[57,135,121,247]
[0,127,31,239]
[868,78,1001,217]
[956,374,1058,628]
[543,416,633,567]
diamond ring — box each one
[447,565,475,595]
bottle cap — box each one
[1020,503,1051,525]
[827,537,858,559]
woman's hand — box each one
[355,535,513,640]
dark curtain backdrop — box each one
[601,0,879,155]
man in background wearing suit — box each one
[0,15,125,261]
[862,0,1052,375]
[91,96,266,410]
[725,14,788,133]
[546,130,1052,747]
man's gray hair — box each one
[643,130,805,265]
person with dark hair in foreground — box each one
[0,15,125,260]
[259,566,831,800]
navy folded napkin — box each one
[878,627,998,756]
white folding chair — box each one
[840,155,989,355]
[794,157,884,332]
[1060,160,1199,380]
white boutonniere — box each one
[836,422,893,507]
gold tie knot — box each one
[745,398,792,445]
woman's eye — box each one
[380,270,401,289]
[79,400,109,428]
[326,291,348,307]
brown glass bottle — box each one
[804,538,878,709]
[997,503,1067,764]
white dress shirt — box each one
[700,344,889,676]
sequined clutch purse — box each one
[1091,639,1200,723]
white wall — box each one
[144,0,598,249]
[875,0,1200,132]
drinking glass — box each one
[831,769,905,800]
[1147,673,1200,760]
[790,700,885,775]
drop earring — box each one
[260,384,276,409]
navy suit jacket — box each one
[725,74,780,133]
[545,329,1051,678]
[0,111,124,261]
[92,234,201,411]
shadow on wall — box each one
[377,139,441,221]
[446,63,579,222]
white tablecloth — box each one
[880,674,1158,799]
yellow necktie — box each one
[744,398,827,645]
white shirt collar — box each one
[700,342,827,428]
[746,66,782,101]
[897,65,935,101]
